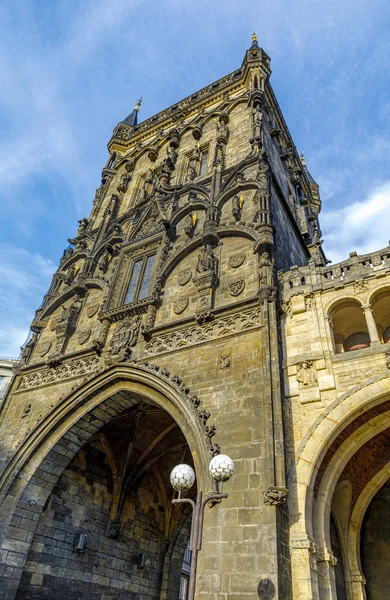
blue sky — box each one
[1,0,389,356]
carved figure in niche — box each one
[143,167,155,195]
[184,212,197,236]
[217,113,228,139]
[77,218,89,235]
[187,160,196,181]
[193,144,201,161]
[106,317,140,362]
[20,333,39,365]
[218,355,230,370]
[65,263,79,286]
[259,252,274,287]
[167,145,178,167]
[98,248,112,273]
[55,296,83,340]
[196,244,216,273]
[253,104,263,139]
[256,161,270,191]
[232,195,243,221]
[296,361,317,386]
[118,172,131,192]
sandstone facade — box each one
[0,36,389,600]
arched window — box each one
[329,300,370,353]
[370,288,390,343]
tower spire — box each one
[123,97,142,126]
[251,32,259,49]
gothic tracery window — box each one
[124,254,156,304]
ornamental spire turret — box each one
[123,97,142,126]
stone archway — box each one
[288,376,390,600]
[0,362,217,600]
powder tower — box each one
[1,35,390,600]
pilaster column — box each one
[317,548,338,600]
[362,305,380,344]
[350,570,367,600]
[290,535,319,600]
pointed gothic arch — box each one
[0,362,217,599]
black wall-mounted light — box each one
[74,533,87,553]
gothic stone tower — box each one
[0,37,326,599]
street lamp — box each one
[170,455,234,600]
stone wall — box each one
[15,439,175,600]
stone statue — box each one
[20,332,39,365]
[60,296,83,326]
[232,195,243,221]
[259,252,274,287]
[253,104,263,139]
[98,249,111,273]
[77,218,89,235]
[296,361,317,386]
[196,244,216,273]
[119,172,131,191]
[193,144,201,161]
[184,212,197,236]
[187,161,196,181]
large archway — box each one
[0,363,215,600]
[288,375,390,600]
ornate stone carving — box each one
[232,195,243,222]
[78,329,92,345]
[218,355,230,370]
[38,341,52,358]
[305,294,315,311]
[262,486,288,506]
[228,280,245,297]
[87,303,100,318]
[18,356,100,391]
[173,298,189,315]
[145,306,262,357]
[50,316,62,331]
[228,253,245,268]
[106,520,121,539]
[296,361,317,386]
[354,280,369,293]
[184,212,197,237]
[117,172,130,193]
[20,333,39,366]
[21,403,31,418]
[259,252,274,287]
[98,248,112,274]
[105,317,140,363]
[77,218,89,235]
[196,244,216,274]
[177,270,192,286]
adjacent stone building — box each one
[0,35,389,600]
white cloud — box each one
[322,181,390,264]
[0,243,56,356]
